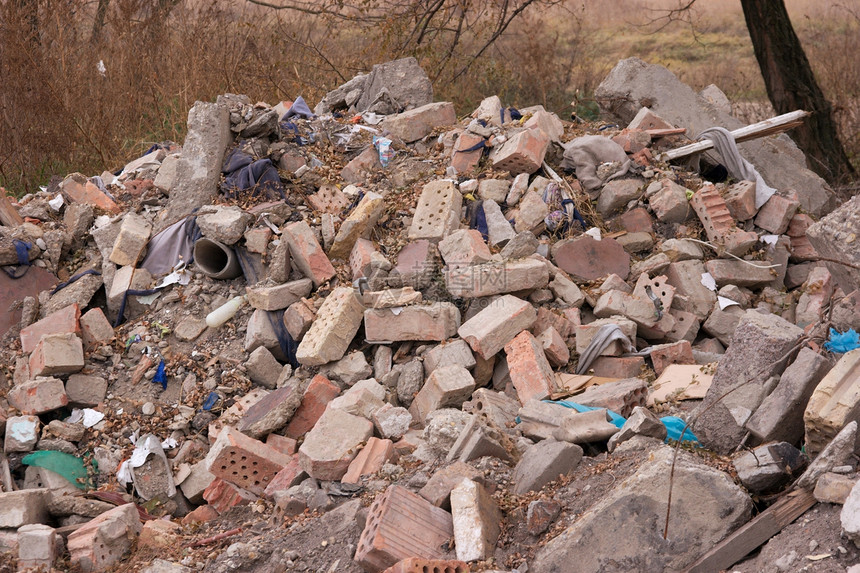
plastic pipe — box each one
[206,295,246,328]
[193,238,242,280]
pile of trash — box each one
[1,55,860,573]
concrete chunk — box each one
[299,407,373,481]
[805,348,860,458]
[446,257,549,298]
[451,478,502,562]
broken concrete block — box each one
[355,485,454,572]
[244,346,283,389]
[0,489,49,528]
[296,287,364,366]
[342,437,396,484]
[512,440,583,494]
[298,407,373,481]
[458,295,536,360]
[450,478,502,562]
[29,332,84,377]
[79,307,114,349]
[701,302,744,347]
[552,234,630,281]
[553,408,620,444]
[373,403,413,440]
[408,180,463,242]
[446,415,511,463]
[205,426,292,495]
[693,310,804,455]
[548,271,585,308]
[483,199,516,248]
[237,380,304,439]
[795,266,834,328]
[283,220,336,287]
[478,179,511,203]
[438,229,493,268]
[365,302,460,343]
[705,259,777,288]
[842,480,860,548]
[814,472,857,504]
[246,278,313,311]
[598,178,644,217]
[17,523,57,571]
[446,257,549,298]
[746,347,831,444]
[806,195,860,292]
[419,462,484,509]
[423,339,476,376]
[514,190,549,233]
[664,260,717,319]
[732,441,806,493]
[329,191,386,260]
[410,365,475,423]
[109,212,152,266]
[7,376,68,415]
[594,290,661,329]
[797,421,857,490]
[505,330,557,405]
[607,406,667,452]
[5,415,40,452]
[805,348,860,458]
[492,128,549,175]
[329,378,386,420]
[67,503,142,573]
[531,444,751,572]
[576,378,647,418]
[382,101,456,143]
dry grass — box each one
[1,0,858,196]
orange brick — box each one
[690,184,756,255]
[588,356,645,379]
[181,504,219,525]
[20,304,80,354]
[62,177,121,213]
[355,485,455,572]
[67,504,140,572]
[450,133,484,174]
[649,340,695,376]
[205,427,292,495]
[265,433,298,455]
[284,374,340,439]
[202,478,256,513]
[263,455,307,499]
[504,330,556,405]
[342,438,396,484]
[383,558,469,573]
[79,307,114,349]
[492,129,549,175]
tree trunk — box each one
[740,0,854,185]
[91,0,109,43]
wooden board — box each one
[0,193,23,227]
[685,489,816,573]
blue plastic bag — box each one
[824,328,860,353]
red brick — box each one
[283,220,336,287]
[383,558,469,573]
[284,374,340,439]
[790,235,819,262]
[181,504,219,525]
[536,326,570,367]
[355,485,455,572]
[342,146,382,185]
[7,376,68,415]
[690,184,757,256]
[787,213,815,237]
[588,356,645,378]
[611,129,651,153]
[20,304,80,354]
[450,133,484,175]
[342,437,396,484]
[205,426,292,495]
[265,433,298,456]
[724,180,757,221]
[649,340,695,376]
[138,519,181,549]
[382,102,457,143]
[263,455,307,499]
[283,299,316,341]
[365,302,460,343]
[505,330,556,405]
[350,238,378,280]
[492,129,550,175]
[552,234,630,281]
[755,192,800,235]
[79,308,114,349]
[530,306,574,340]
[61,176,120,213]
[202,478,256,513]
[614,207,653,234]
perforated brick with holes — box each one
[491,128,549,175]
[204,426,292,496]
[354,484,454,572]
[307,184,351,214]
[382,557,470,573]
[407,180,463,242]
[295,286,365,366]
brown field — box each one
[1,0,858,195]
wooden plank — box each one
[685,489,816,573]
[0,191,23,227]
[659,110,810,162]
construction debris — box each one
[0,57,858,573]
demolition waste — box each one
[2,56,860,572]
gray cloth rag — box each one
[697,126,777,208]
[139,216,198,277]
[561,135,633,192]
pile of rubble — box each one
[1,56,860,573]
